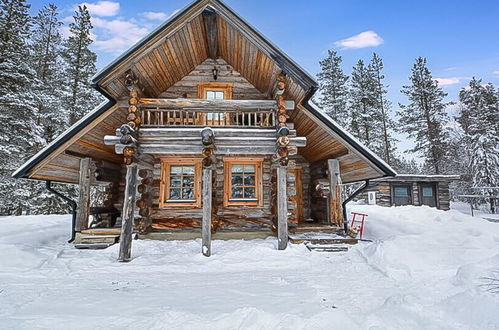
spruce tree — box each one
[398,57,450,174]
[61,5,99,125]
[30,3,66,142]
[368,53,396,164]
[316,50,349,126]
[349,59,378,147]
[0,0,42,214]
[459,78,499,213]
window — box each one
[224,158,263,206]
[160,158,202,207]
[422,186,434,197]
[197,82,233,99]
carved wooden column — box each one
[76,158,95,232]
[201,127,215,257]
[328,159,343,227]
[118,163,138,262]
[277,166,288,250]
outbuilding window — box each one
[160,158,202,207]
[224,158,263,206]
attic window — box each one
[198,82,233,99]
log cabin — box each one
[13,0,396,260]
[361,175,460,210]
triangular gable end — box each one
[13,0,396,183]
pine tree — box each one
[459,78,499,213]
[0,0,43,214]
[398,57,450,174]
[349,59,378,147]
[61,5,99,125]
[316,50,349,126]
[368,53,396,164]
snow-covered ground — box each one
[1,205,498,330]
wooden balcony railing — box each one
[138,98,277,128]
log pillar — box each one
[76,158,93,232]
[328,159,343,227]
[118,164,138,262]
[202,167,212,257]
[277,165,288,250]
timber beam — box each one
[202,7,218,60]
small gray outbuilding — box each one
[361,175,461,210]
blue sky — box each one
[30,0,499,153]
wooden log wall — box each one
[437,182,451,211]
[135,169,153,234]
[150,155,274,231]
[159,58,267,100]
[286,155,311,224]
[310,160,329,223]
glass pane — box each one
[182,188,194,199]
[422,187,433,197]
[232,164,244,174]
[170,176,181,187]
[244,187,255,198]
[243,164,255,173]
[206,91,215,99]
[232,175,243,186]
[232,187,243,198]
[394,187,409,197]
[170,166,182,175]
[182,176,194,187]
[215,91,224,99]
[169,188,181,200]
[243,175,255,186]
[182,166,195,175]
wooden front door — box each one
[419,184,437,207]
[288,168,304,223]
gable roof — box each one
[13,0,396,183]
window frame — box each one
[223,157,264,207]
[197,82,233,100]
[159,158,202,208]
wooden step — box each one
[75,243,116,250]
[81,228,122,235]
[305,243,350,252]
[290,225,344,235]
[75,233,119,244]
[289,233,358,245]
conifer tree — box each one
[459,78,499,213]
[0,0,42,214]
[316,50,349,126]
[368,53,396,164]
[61,5,99,125]
[30,3,66,142]
[349,59,378,147]
[398,57,450,174]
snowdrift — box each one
[0,206,498,329]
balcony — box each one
[138,98,278,128]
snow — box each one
[1,206,499,329]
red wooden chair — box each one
[350,212,368,239]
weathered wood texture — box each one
[118,164,138,262]
[277,166,288,250]
[159,58,267,99]
[361,179,454,211]
[328,159,343,227]
[76,158,93,231]
[202,167,212,256]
